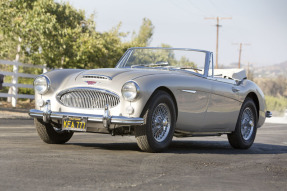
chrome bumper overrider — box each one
[266,111,272,118]
[29,101,144,128]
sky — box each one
[63,0,287,67]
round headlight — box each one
[34,75,50,94]
[121,81,139,101]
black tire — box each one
[34,118,74,144]
[228,98,258,149]
[135,90,176,152]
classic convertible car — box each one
[29,47,272,152]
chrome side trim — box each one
[29,109,144,126]
[182,90,197,94]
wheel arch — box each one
[245,92,259,120]
[140,86,178,120]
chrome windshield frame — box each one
[115,47,213,78]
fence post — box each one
[11,63,19,107]
[11,37,22,107]
[43,64,47,73]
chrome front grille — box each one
[57,88,120,109]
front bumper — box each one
[29,101,144,128]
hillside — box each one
[253,61,287,78]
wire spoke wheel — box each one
[151,103,171,142]
[228,98,258,149]
[135,90,176,152]
[241,107,254,141]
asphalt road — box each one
[0,119,286,191]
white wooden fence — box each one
[0,59,47,107]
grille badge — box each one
[85,81,97,85]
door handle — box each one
[232,87,240,92]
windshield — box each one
[117,48,207,75]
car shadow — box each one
[67,142,141,152]
[67,140,287,154]
[168,140,287,154]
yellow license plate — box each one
[62,117,87,132]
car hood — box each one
[48,68,194,96]
[76,68,176,83]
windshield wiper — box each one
[179,67,202,72]
[131,61,169,68]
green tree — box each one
[0,0,155,96]
[131,18,154,47]
[0,0,155,69]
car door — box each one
[204,77,241,132]
[176,75,212,132]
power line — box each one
[169,0,205,17]
[205,17,232,69]
[232,42,251,68]
[207,0,230,16]
[184,0,207,16]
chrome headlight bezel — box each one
[34,75,50,95]
[121,81,140,101]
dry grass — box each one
[265,96,287,115]
[0,99,35,109]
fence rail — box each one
[0,59,47,107]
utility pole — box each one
[247,62,249,77]
[232,43,251,68]
[247,62,254,80]
[205,17,232,69]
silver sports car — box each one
[29,47,272,152]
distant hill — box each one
[214,61,287,78]
[252,61,287,78]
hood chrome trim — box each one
[82,74,112,80]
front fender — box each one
[35,69,85,109]
[129,72,203,118]
[238,80,267,127]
